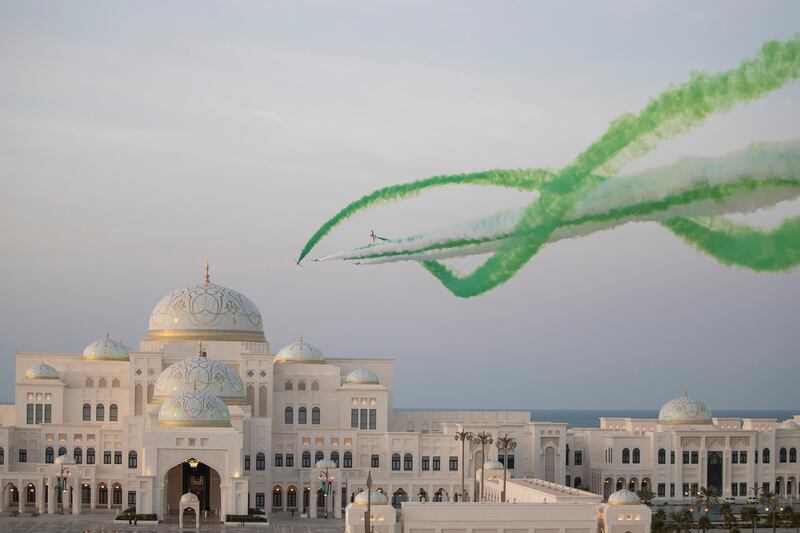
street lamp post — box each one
[495,434,517,503]
[472,432,493,502]
[54,454,75,515]
[454,430,473,503]
[316,459,336,519]
[365,470,372,533]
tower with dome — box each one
[0,266,797,525]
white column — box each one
[47,477,56,514]
[37,480,45,514]
[72,483,80,515]
[333,483,342,518]
[18,485,25,513]
[0,484,5,512]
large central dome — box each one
[154,356,245,404]
[146,265,266,343]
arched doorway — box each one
[707,451,722,496]
[603,478,613,500]
[616,478,625,491]
[391,488,407,509]
[303,487,310,513]
[164,460,221,522]
[544,447,555,482]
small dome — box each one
[83,333,130,361]
[180,492,200,506]
[275,336,325,364]
[344,368,379,385]
[25,362,59,380]
[608,489,641,505]
[353,490,388,506]
[780,419,800,429]
[154,355,245,404]
[481,460,504,481]
[315,459,337,470]
[158,390,230,427]
[658,391,712,425]
[146,265,266,343]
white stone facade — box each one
[0,271,797,522]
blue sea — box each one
[531,409,797,428]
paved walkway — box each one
[0,511,345,533]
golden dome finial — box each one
[204,260,210,283]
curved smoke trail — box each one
[298,35,800,297]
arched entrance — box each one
[707,451,722,496]
[544,447,555,482]
[603,478,613,500]
[164,460,221,522]
[391,488,407,509]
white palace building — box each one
[0,267,798,527]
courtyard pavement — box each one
[0,511,345,533]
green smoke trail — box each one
[298,34,800,297]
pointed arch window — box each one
[331,451,339,468]
[87,447,95,464]
[82,403,91,421]
[302,451,311,468]
[96,403,105,421]
[109,404,118,421]
[298,407,307,424]
[298,381,306,391]
[632,448,640,464]
[312,407,320,425]
[284,406,293,424]
[343,451,353,468]
[658,448,666,464]
[622,448,630,464]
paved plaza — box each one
[0,511,345,533]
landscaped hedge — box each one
[248,507,266,515]
[226,514,268,522]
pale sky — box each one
[1,1,799,409]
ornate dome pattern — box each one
[180,492,200,506]
[83,334,130,360]
[146,268,265,342]
[25,362,60,380]
[344,368,379,385]
[353,490,388,506]
[608,489,641,505]
[158,390,230,427]
[154,356,245,404]
[658,391,712,425]
[275,336,325,364]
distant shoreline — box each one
[394,408,797,428]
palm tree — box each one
[453,430,473,502]
[652,509,667,533]
[760,490,778,533]
[780,507,795,531]
[694,486,720,515]
[720,502,736,533]
[698,515,711,533]
[669,509,694,533]
[741,506,759,533]
[788,509,800,533]
[636,487,655,506]
[471,431,492,502]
